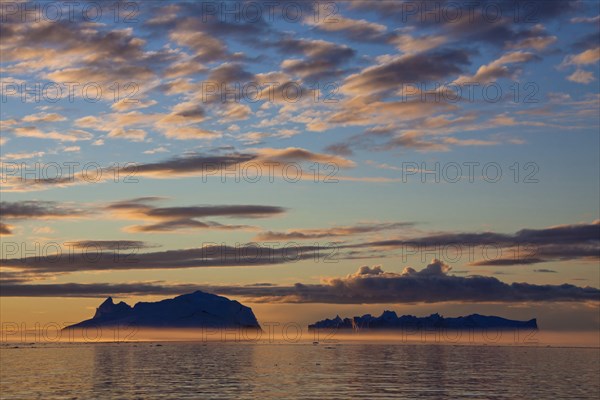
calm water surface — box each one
[1,342,599,399]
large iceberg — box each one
[308,311,537,330]
[64,290,261,329]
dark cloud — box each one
[0,201,84,219]
[324,143,354,156]
[275,37,355,81]
[0,201,85,235]
[207,63,255,84]
[137,147,352,174]
[513,222,600,244]
[348,0,576,47]
[1,16,175,86]
[106,198,286,232]
[3,260,598,303]
[343,49,471,96]
[0,244,325,274]
[3,148,354,191]
[325,123,452,154]
[142,2,275,71]
[208,260,600,303]
[108,200,285,219]
[350,221,599,248]
[345,221,600,266]
[385,133,450,151]
[129,219,252,233]
[0,223,12,235]
[470,258,545,266]
[534,269,557,273]
[148,205,285,219]
[118,153,256,176]
[2,221,597,273]
[67,240,155,251]
[255,222,414,240]
[145,3,271,39]
[0,281,197,298]
[572,32,600,52]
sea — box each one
[1,340,599,399]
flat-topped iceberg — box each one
[309,311,537,330]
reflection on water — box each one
[1,342,599,399]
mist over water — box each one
[2,327,598,348]
[2,326,600,350]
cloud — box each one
[1,151,45,161]
[391,34,447,54]
[506,35,557,51]
[327,96,456,129]
[3,220,597,275]
[215,260,600,303]
[385,131,451,151]
[126,219,255,233]
[252,147,356,168]
[342,49,471,96]
[218,103,251,122]
[571,15,600,23]
[12,127,93,142]
[277,37,355,80]
[169,30,228,63]
[0,201,85,219]
[140,205,285,219]
[66,240,155,251]
[105,197,286,233]
[567,69,595,84]
[3,260,598,303]
[305,13,388,42]
[255,222,415,240]
[32,226,55,234]
[128,101,219,140]
[207,62,254,84]
[560,45,600,84]
[442,138,500,147]
[454,51,537,85]
[21,113,66,123]
[0,243,324,274]
[0,151,252,191]
[324,120,499,155]
[1,19,168,91]
[0,222,13,235]
[107,128,147,142]
[127,153,253,176]
[111,99,158,112]
[0,201,87,233]
[348,0,576,48]
[469,258,546,266]
[346,221,600,266]
[349,221,599,247]
[325,143,354,156]
[561,47,600,66]
[0,282,198,298]
[74,109,218,142]
[143,146,169,155]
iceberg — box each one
[64,290,261,329]
[308,311,537,330]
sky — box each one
[0,0,599,336]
